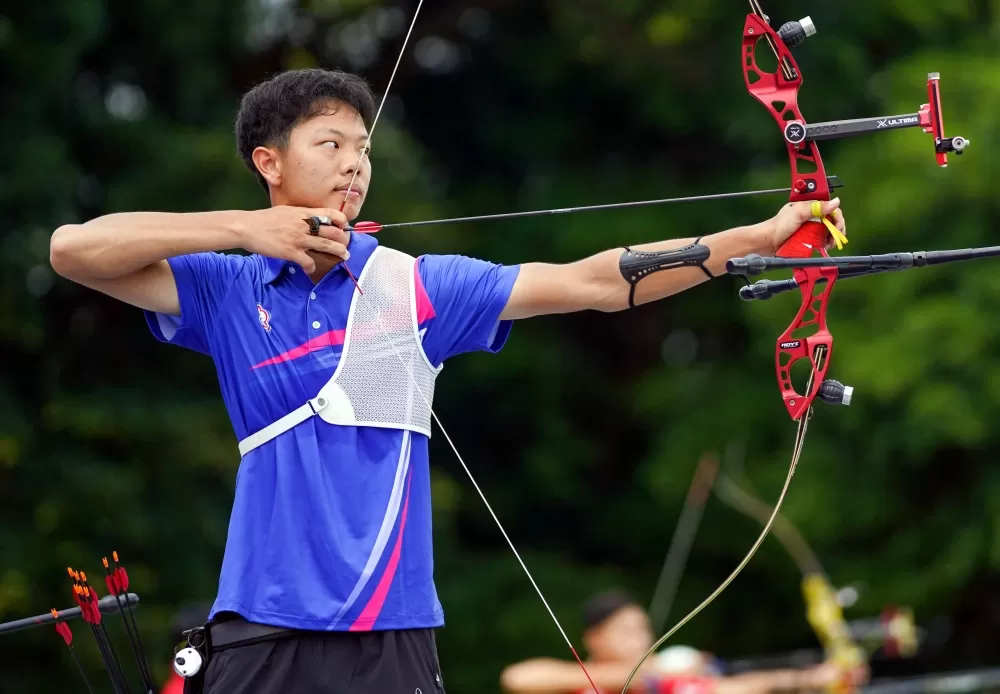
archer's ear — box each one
[251,145,282,188]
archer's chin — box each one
[341,199,365,222]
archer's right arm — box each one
[49,207,351,314]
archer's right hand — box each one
[238,206,351,274]
[800,662,870,691]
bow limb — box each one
[716,449,928,683]
[648,452,720,633]
[621,410,812,693]
[713,441,823,575]
[714,471,823,577]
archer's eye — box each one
[322,141,340,149]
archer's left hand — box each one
[766,198,847,255]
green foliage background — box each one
[1,0,998,691]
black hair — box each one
[235,68,377,192]
[582,589,639,631]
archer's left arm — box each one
[500,199,844,320]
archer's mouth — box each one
[336,184,365,200]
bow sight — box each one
[780,68,969,169]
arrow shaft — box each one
[89,622,129,694]
[108,588,154,693]
[358,183,847,232]
[122,593,154,690]
[66,644,97,694]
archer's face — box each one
[271,101,371,219]
[585,605,654,662]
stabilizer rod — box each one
[738,266,904,301]
[727,246,1000,278]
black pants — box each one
[193,628,445,694]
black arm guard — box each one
[619,239,713,308]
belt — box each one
[208,617,300,651]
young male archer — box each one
[49,68,847,694]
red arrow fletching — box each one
[352,221,382,234]
[54,617,73,646]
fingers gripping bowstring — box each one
[349,3,600,692]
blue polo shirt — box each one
[145,231,519,631]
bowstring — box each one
[340,4,601,692]
[368,313,600,692]
[335,1,427,292]
[338,0,423,214]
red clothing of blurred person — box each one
[161,671,185,694]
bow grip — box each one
[777,218,830,259]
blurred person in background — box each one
[500,590,868,693]
[48,67,846,694]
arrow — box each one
[70,568,131,694]
[349,179,844,233]
[52,608,97,694]
[104,552,155,693]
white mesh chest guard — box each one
[238,247,441,457]
[325,246,440,434]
